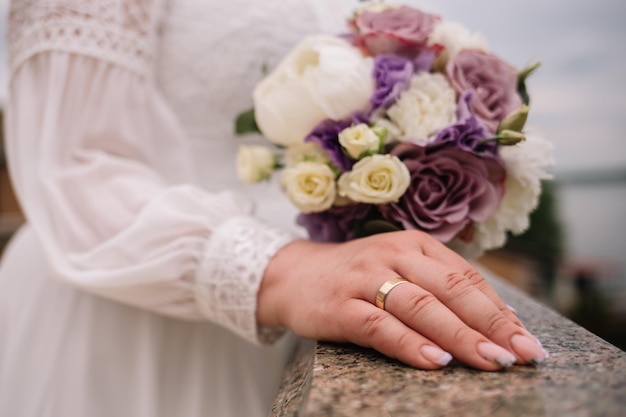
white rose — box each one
[281,162,337,213]
[283,142,329,167]
[236,145,276,184]
[253,35,375,146]
[337,154,410,204]
[386,72,457,145]
[428,20,489,70]
[338,123,382,159]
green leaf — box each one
[517,62,541,106]
[234,108,260,135]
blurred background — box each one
[0,0,624,350]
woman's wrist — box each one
[257,239,332,328]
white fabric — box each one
[0,0,352,416]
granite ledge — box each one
[271,270,626,417]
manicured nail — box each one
[477,342,516,367]
[421,345,453,366]
[510,334,548,364]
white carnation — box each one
[386,72,457,145]
[428,20,489,70]
[281,162,337,213]
[472,130,555,252]
[337,154,410,204]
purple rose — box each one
[446,50,523,133]
[297,204,372,242]
[369,52,435,112]
[350,6,440,57]
[305,114,368,172]
[379,143,505,242]
[430,91,498,157]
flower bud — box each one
[498,105,529,133]
[498,129,526,145]
[236,145,277,184]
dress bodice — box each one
[155,0,344,192]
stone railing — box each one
[270,269,626,417]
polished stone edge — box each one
[270,338,316,417]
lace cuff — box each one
[194,216,295,345]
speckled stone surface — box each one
[271,274,626,417]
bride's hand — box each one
[258,230,548,371]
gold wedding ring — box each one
[375,277,410,310]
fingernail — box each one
[421,345,453,366]
[510,334,549,364]
[477,342,516,367]
[506,304,517,315]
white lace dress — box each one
[0,1,349,416]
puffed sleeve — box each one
[4,0,295,344]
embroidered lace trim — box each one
[8,0,163,77]
[194,216,295,345]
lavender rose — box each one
[350,6,440,57]
[379,143,505,242]
[297,204,371,242]
[446,50,523,133]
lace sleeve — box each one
[8,0,163,77]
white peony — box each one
[471,130,555,252]
[337,154,410,204]
[428,20,489,70]
[338,123,382,159]
[236,145,276,184]
[281,162,337,213]
[253,35,375,146]
[386,72,457,145]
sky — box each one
[0,0,624,285]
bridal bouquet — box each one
[235,1,553,258]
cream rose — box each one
[253,35,375,146]
[338,124,382,159]
[337,154,410,204]
[281,162,337,213]
[283,142,329,167]
[386,72,457,144]
[236,145,276,184]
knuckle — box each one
[359,310,391,340]
[405,292,438,318]
[394,330,414,355]
[464,269,486,287]
[485,313,512,336]
[452,326,474,346]
[443,271,470,293]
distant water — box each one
[556,182,626,295]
